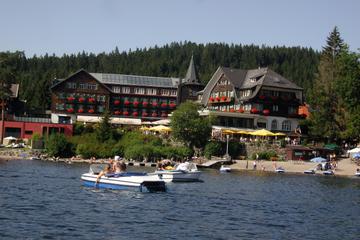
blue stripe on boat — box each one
[83,180,139,191]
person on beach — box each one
[95,164,113,183]
[253,161,257,170]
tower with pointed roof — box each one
[177,55,204,104]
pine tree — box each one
[308,27,346,141]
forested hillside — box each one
[3,42,319,111]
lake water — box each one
[0,160,359,240]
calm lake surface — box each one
[0,160,359,240]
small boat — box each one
[151,162,201,182]
[275,167,285,173]
[81,164,166,192]
[323,170,334,175]
[304,169,316,174]
[354,171,360,177]
[219,165,231,172]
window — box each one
[288,106,297,114]
[134,87,145,94]
[170,90,177,96]
[112,86,121,93]
[240,90,251,98]
[97,105,105,113]
[244,104,252,111]
[88,83,98,90]
[122,87,130,94]
[273,105,279,112]
[147,88,157,95]
[282,120,292,131]
[66,82,76,89]
[56,103,65,110]
[271,120,278,130]
[97,95,106,102]
[161,89,170,96]
[58,92,66,99]
[79,83,98,90]
[25,130,33,135]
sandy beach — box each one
[230,158,360,177]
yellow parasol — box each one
[222,129,236,134]
[273,132,286,136]
[149,125,172,132]
[140,126,150,131]
[249,129,276,136]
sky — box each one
[1,0,359,57]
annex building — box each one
[199,67,304,132]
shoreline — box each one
[1,150,359,178]
[228,158,360,178]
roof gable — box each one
[50,69,111,92]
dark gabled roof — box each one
[90,73,180,88]
[183,55,202,85]
[201,66,303,105]
[50,69,112,93]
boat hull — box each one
[81,173,166,192]
[151,170,201,182]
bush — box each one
[204,141,222,159]
[252,150,278,160]
[45,134,73,157]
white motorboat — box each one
[275,167,285,173]
[355,172,360,177]
[219,165,231,172]
[323,170,334,176]
[304,169,316,174]
[81,164,166,192]
[151,162,201,182]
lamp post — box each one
[225,134,230,160]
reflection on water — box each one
[0,160,359,240]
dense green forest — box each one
[2,42,319,111]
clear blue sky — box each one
[1,0,359,57]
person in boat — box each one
[95,164,113,183]
[176,161,190,171]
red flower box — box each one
[152,112,157,117]
[67,108,74,113]
[124,100,131,106]
[221,96,227,101]
[88,98,95,103]
[142,112,148,117]
[114,100,120,105]
[78,109,84,113]
[169,103,176,108]
[78,97,85,103]
[263,109,270,115]
[270,96,278,100]
[250,108,258,114]
[152,102,158,107]
[88,109,94,113]
[161,113,167,117]
[133,101,139,107]
[229,108,235,112]
[133,112,138,117]
[239,108,244,113]
[123,111,129,116]
[216,97,221,101]
[209,97,214,102]
[142,102,148,107]
[259,95,266,100]
[67,97,75,102]
[161,103,168,108]
[114,110,121,115]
